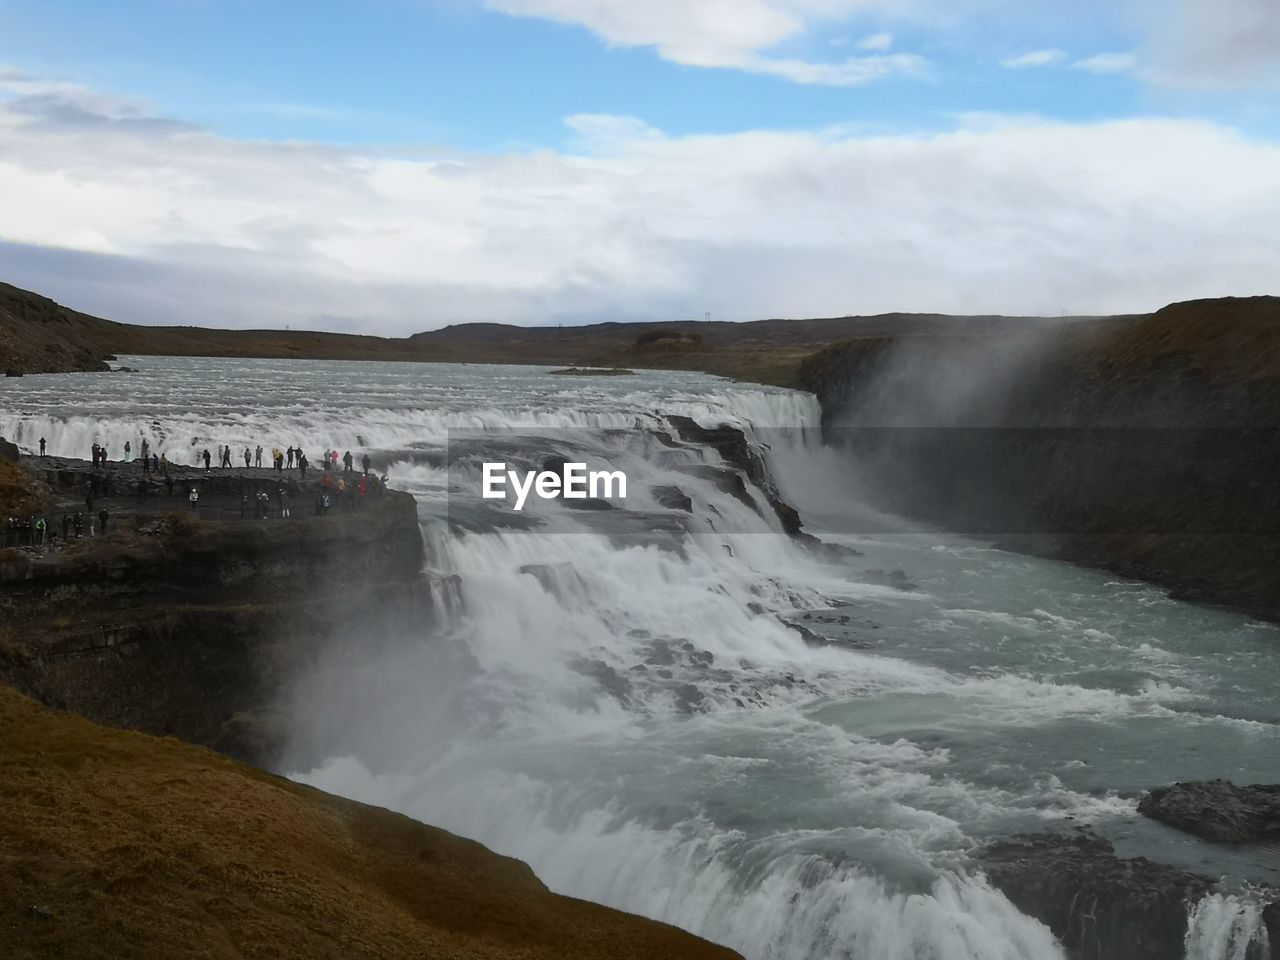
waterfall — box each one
[7,356,1276,960]
[1185,893,1272,960]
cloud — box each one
[1,70,1278,332]
[482,0,925,85]
[859,32,894,50]
[1001,49,1068,69]
[1137,0,1280,87]
[1072,52,1137,75]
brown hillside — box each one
[0,685,739,960]
[1087,296,1280,379]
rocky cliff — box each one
[797,296,1280,622]
[0,457,428,766]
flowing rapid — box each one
[2,356,1277,960]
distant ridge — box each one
[2,279,1276,386]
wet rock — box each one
[980,831,1217,960]
[783,620,827,646]
[518,563,588,595]
[570,658,632,702]
[1138,780,1280,845]
[561,497,616,511]
[673,683,706,713]
[862,569,919,591]
[810,540,864,560]
[655,669,673,680]
[785,619,875,650]
[652,485,693,512]
[666,416,811,539]
[0,436,18,462]
[644,641,676,666]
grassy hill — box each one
[0,683,739,960]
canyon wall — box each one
[797,296,1280,622]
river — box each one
[2,356,1276,959]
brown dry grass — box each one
[1090,296,1280,380]
[0,686,740,960]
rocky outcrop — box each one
[666,415,811,539]
[0,460,427,766]
[981,832,1217,960]
[0,435,18,462]
[1139,780,1280,845]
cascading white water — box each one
[4,356,1278,960]
[1185,894,1271,960]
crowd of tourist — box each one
[3,436,391,551]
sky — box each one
[0,0,1278,333]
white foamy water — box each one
[3,356,1277,960]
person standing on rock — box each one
[286,446,294,469]
[124,441,132,463]
[91,442,99,465]
[343,450,354,473]
[203,449,211,470]
[189,487,199,512]
[244,447,251,468]
[73,513,83,538]
[39,437,46,456]
[298,453,308,479]
[362,453,371,475]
